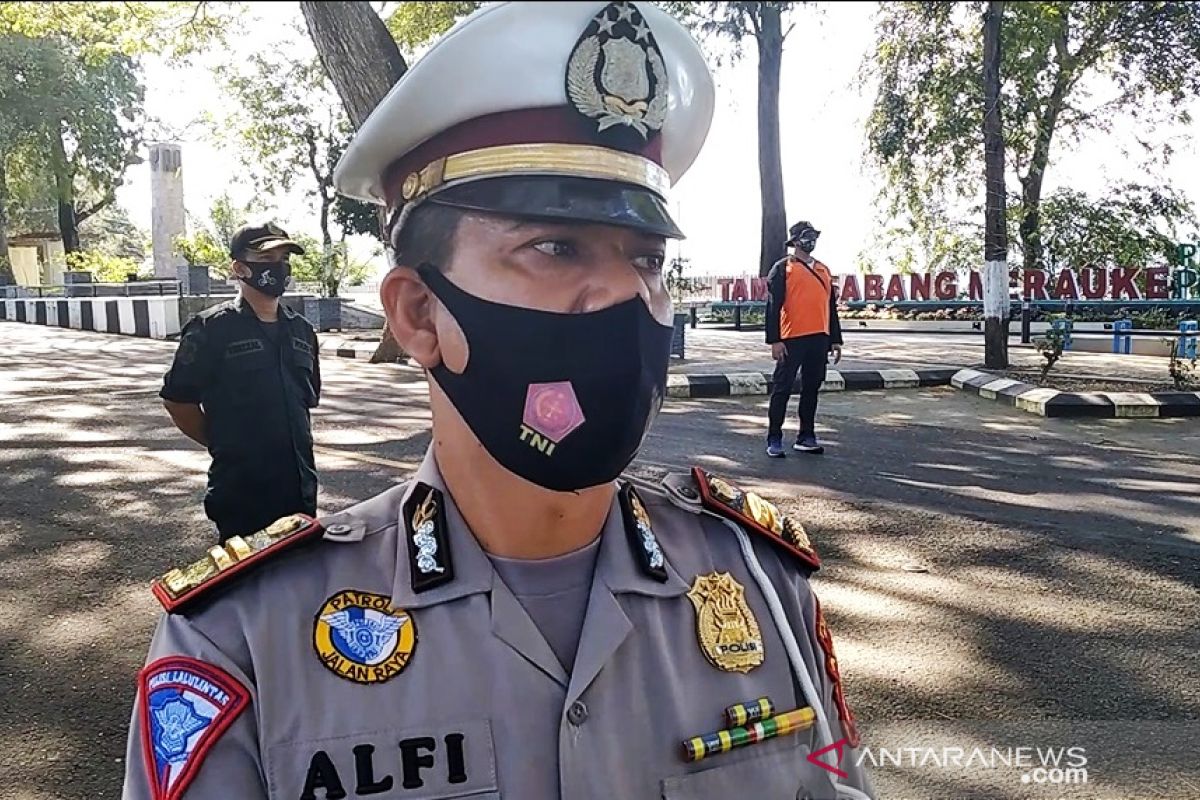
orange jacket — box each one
[765,257,843,344]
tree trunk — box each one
[1019,19,1070,275]
[756,5,786,278]
[0,154,13,285]
[301,0,408,362]
[301,1,407,129]
[49,123,81,254]
[320,191,336,297]
[982,0,1009,369]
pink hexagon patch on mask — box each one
[523,382,585,443]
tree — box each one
[79,202,148,262]
[982,0,1008,368]
[865,1,1200,277]
[666,2,801,277]
[301,2,408,130]
[0,2,237,266]
[301,0,411,362]
[175,193,264,277]
[290,233,377,295]
[44,41,144,253]
[1036,184,1196,273]
[385,2,480,53]
[218,51,352,296]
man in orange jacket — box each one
[764,221,843,457]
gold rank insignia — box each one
[692,468,821,571]
[687,572,764,673]
[151,515,324,613]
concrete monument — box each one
[149,143,186,281]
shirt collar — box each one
[389,448,496,610]
[233,292,295,320]
[388,448,690,608]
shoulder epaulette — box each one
[151,515,325,613]
[691,467,821,571]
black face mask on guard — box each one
[239,261,290,297]
[417,263,673,492]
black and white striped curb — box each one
[1,296,179,339]
[952,368,1200,418]
[665,368,959,398]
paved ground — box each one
[321,323,1181,384]
[1,322,1198,799]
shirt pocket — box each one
[660,738,836,800]
[222,342,274,406]
[266,719,498,800]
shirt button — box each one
[566,701,588,726]
[326,523,351,535]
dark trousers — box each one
[767,334,830,440]
[208,483,316,543]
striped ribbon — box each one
[682,706,816,763]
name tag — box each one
[267,719,497,799]
[225,339,265,358]
[292,337,314,357]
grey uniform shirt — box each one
[122,448,873,799]
[490,536,601,673]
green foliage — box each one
[290,234,378,298]
[217,54,348,198]
[329,137,382,240]
[333,194,382,240]
[858,209,982,276]
[0,28,144,250]
[175,193,263,275]
[863,1,1200,270]
[79,203,147,261]
[216,49,364,283]
[658,2,802,62]
[1036,184,1197,271]
[174,230,227,273]
[64,249,145,282]
[664,256,706,304]
[1035,316,1068,383]
[1167,339,1199,390]
[0,2,240,61]
[385,2,481,54]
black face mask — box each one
[417,264,673,492]
[239,260,290,297]
[795,235,818,254]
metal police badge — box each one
[566,1,668,141]
[687,572,765,673]
[138,657,250,800]
[314,590,417,684]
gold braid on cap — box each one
[394,143,670,212]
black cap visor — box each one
[427,175,683,239]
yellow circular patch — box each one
[313,590,416,684]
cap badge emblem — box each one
[566,2,668,139]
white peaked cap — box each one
[332,1,715,238]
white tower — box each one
[149,143,186,279]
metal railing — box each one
[2,280,182,299]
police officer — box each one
[764,221,844,458]
[160,223,321,542]
[123,4,873,799]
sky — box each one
[115,1,1200,281]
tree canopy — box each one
[864,1,1200,273]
